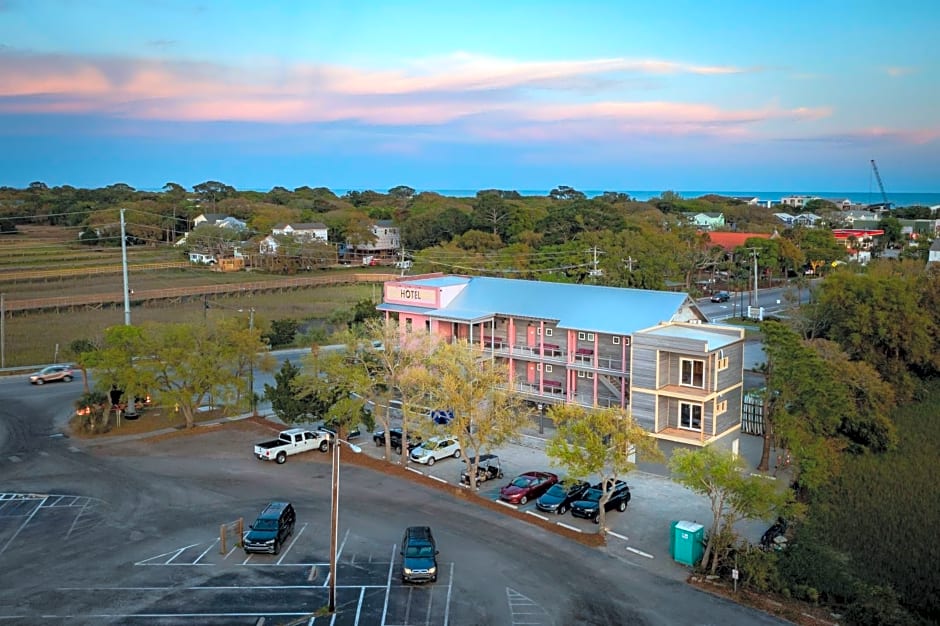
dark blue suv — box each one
[243,502,295,554]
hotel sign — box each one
[384,284,437,307]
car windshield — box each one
[405,545,434,558]
[41,367,60,374]
[545,484,566,497]
[581,489,602,502]
[253,519,278,531]
[510,477,534,488]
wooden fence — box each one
[0,261,189,283]
[4,273,397,314]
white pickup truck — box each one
[254,428,331,464]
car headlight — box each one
[263,539,275,545]
[403,568,413,575]
[428,566,436,575]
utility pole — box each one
[248,308,256,415]
[747,247,760,308]
[1,292,5,368]
[588,246,604,277]
[120,208,131,325]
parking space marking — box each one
[626,546,654,559]
[443,562,453,626]
[277,522,308,565]
[65,498,92,539]
[194,538,220,564]
[506,587,550,625]
[0,494,44,556]
[381,543,396,626]
[136,543,202,566]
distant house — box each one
[684,212,725,230]
[780,195,820,209]
[707,231,774,252]
[928,239,940,265]
[350,220,400,255]
[192,213,247,231]
[774,212,823,227]
[272,222,329,242]
[731,196,761,205]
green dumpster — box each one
[671,520,705,566]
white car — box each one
[410,436,461,466]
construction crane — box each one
[869,159,891,210]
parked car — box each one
[373,427,422,453]
[499,471,559,505]
[400,526,438,583]
[460,454,503,486]
[710,291,731,303]
[570,480,632,523]
[319,420,361,440]
[254,428,331,464]
[536,479,591,515]
[410,436,461,466]
[29,365,73,385]
[243,501,296,554]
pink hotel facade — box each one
[378,274,747,447]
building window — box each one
[577,371,585,378]
[578,331,586,340]
[545,364,553,373]
[716,399,728,415]
[680,359,705,388]
[405,318,413,333]
[624,337,631,346]
[536,363,542,372]
[613,336,621,345]
[717,356,729,371]
[587,333,595,341]
[545,328,553,337]
[537,327,542,335]
[680,403,702,430]
[587,372,594,379]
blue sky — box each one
[1,0,937,192]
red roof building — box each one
[705,232,774,251]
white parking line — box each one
[443,562,454,626]
[556,522,581,533]
[525,511,549,521]
[428,475,448,484]
[354,586,365,625]
[195,538,220,564]
[606,530,629,542]
[405,467,424,476]
[381,543,397,626]
[494,500,517,510]
[626,546,654,559]
[0,496,45,556]
[277,522,308,565]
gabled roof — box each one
[707,232,773,251]
[274,222,328,230]
[379,275,704,335]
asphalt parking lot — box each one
[361,421,768,581]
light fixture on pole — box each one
[329,435,361,613]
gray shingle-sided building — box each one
[378,274,745,447]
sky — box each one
[0,0,938,192]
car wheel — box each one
[273,540,280,555]
[427,456,436,466]
[618,499,627,512]
[319,441,329,452]
[36,379,45,385]
[393,446,401,454]
[453,449,461,459]
[374,439,382,447]
[519,496,528,505]
[63,375,72,382]
[276,452,287,464]
[558,505,568,515]
[593,515,600,524]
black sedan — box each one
[570,480,631,523]
[535,480,591,515]
[373,427,422,453]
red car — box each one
[499,471,559,505]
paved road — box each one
[0,375,787,625]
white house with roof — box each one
[260,222,330,254]
[683,212,725,230]
[780,195,820,209]
[377,274,746,448]
[774,212,823,228]
[348,220,400,260]
[192,213,247,231]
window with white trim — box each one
[587,333,595,341]
[537,327,542,335]
[717,357,729,371]
[536,363,542,371]
[545,328,553,337]
[679,402,702,430]
[612,336,621,345]
[577,371,585,378]
[578,331,586,340]
[680,358,705,388]
[545,364,553,373]
[716,399,728,415]
[587,371,594,379]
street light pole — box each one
[248,308,255,415]
[329,436,361,613]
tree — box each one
[472,192,510,237]
[546,405,663,532]
[193,181,235,206]
[86,321,269,429]
[388,185,416,200]
[263,360,319,423]
[670,446,793,574]
[293,345,374,439]
[414,340,529,488]
[759,321,850,491]
[264,318,300,349]
[549,186,586,201]
[67,338,98,394]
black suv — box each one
[401,526,438,583]
[373,427,422,453]
[570,480,631,523]
[243,501,296,554]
